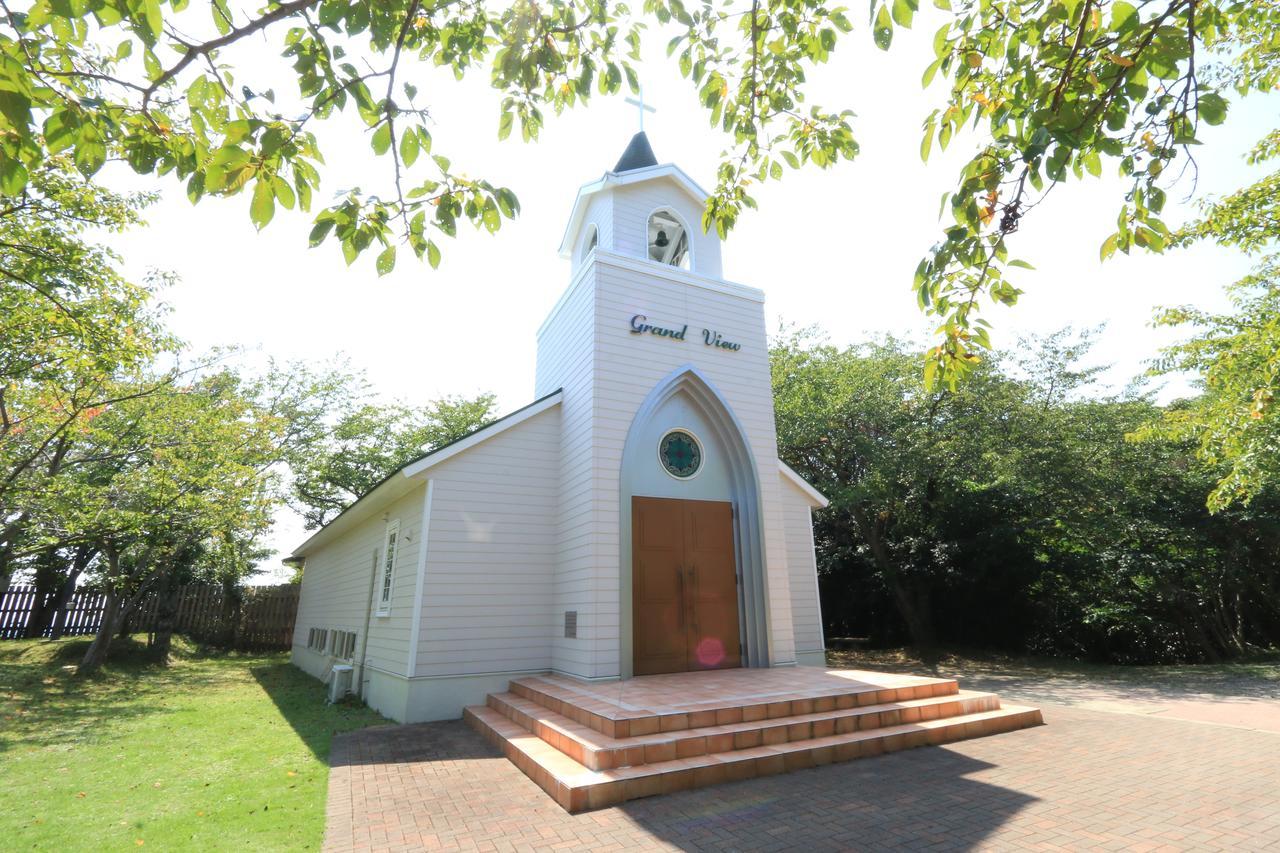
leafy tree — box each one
[1,0,1273,393]
[0,158,172,590]
[0,0,857,273]
[1142,261,1280,510]
[903,0,1278,388]
[72,362,344,672]
[771,328,1029,658]
[1139,127,1280,510]
[772,326,1280,663]
[289,390,497,529]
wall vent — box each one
[564,610,578,639]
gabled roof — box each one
[290,390,563,558]
[556,162,712,258]
[779,462,830,508]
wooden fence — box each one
[0,583,299,650]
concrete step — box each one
[488,689,1002,770]
[465,702,1045,813]
[509,672,959,739]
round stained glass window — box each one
[659,429,702,479]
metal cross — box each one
[625,85,657,133]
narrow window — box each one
[647,210,690,268]
[377,520,400,615]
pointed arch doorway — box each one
[619,366,770,679]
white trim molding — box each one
[401,392,562,478]
[779,462,830,508]
[375,518,401,616]
[405,480,435,677]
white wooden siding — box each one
[412,405,562,677]
[589,258,796,673]
[781,474,825,655]
[536,259,605,677]
[292,487,425,678]
[569,193,613,279]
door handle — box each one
[690,565,697,633]
[676,566,685,628]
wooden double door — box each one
[632,496,743,676]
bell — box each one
[654,229,669,248]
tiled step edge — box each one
[508,675,959,739]
[466,702,1044,813]
[489,689,1002,770]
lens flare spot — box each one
[695,636,725,667]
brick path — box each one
[325,701,1280,851]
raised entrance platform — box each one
[465,667,1043,812]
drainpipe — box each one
[356,548,378,699]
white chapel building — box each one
[290,132,830,723]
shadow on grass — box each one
[0,636,227,754]
[249,663,390,765]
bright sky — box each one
[99,9,1276,582]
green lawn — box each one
[0,636,386,851]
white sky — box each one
[98,9,1276,582]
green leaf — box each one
[1197,92,1228,127]
[141,0,163,41]
[873,5,894,50]
[376,245,396,276]
[43,110,78,154]
[497,111,514,141]
[426,240,441,269]
[0,157,29,196]
[400,128,420,166]
[371,123,392,155]
[309,217,335,247]
[891,0,916,28]
[0,92,33,136]
[272,176,296,210]
[212,0,232,35]
[250,179,275,230]
[481,202,500,233]
[1100,233,1118,261]
[1110,1,1138,31]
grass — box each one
[0,635,386,852]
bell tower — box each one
[556,132,724,280]
[536,133,796,681]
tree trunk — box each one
[151,569,179,664]
[48,547,93,641]
[854,506,939,664]
[24,547,68,639]
[217,576,241,648]
[77,592,124,676]
[887,575,939,665]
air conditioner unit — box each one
[328,664,354,703]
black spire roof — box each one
[613,132,658,172]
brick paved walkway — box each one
[325,701,1280,851]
